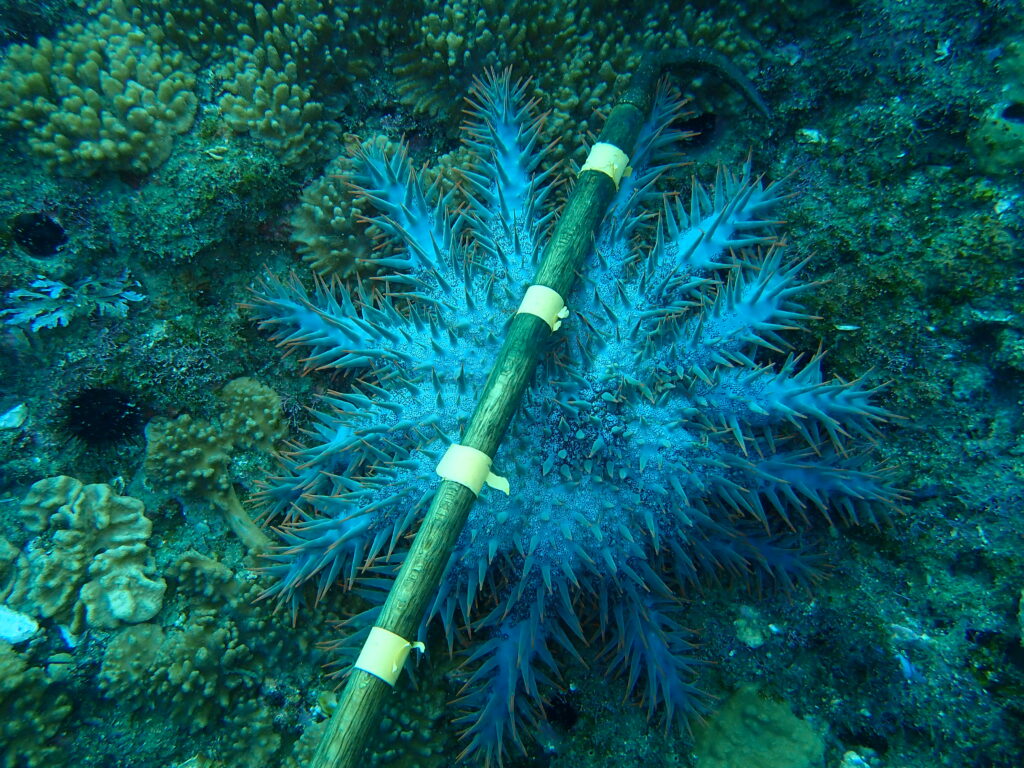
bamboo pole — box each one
[309,56,667,768]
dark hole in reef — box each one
[1001,102,1024,123]
[676,111,719,149]
[965,627,1024,695]
[948,548,995,583]
[965,628,1024,671]
[542,690,579,731]
[965,627,1001,646]
[177,264,219,308]
[264,688,286,707]
[1006,637,1024,672]
[11,212,67,257]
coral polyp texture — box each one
[0,12,196,176]
[249,71,897,765]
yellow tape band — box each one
[435,443,510,496]
[580,142,631,189]
[353,626,426,686]
[516,284,570,332]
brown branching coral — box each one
[145,377,286,553]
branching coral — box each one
[290,134,398,277]
[144,377,286,552]
[392,0,755,159]
[249,70,897,764]
[0,12,196,175]
[98,551,306,767]
[0,0,757,178]
[0,641,72,768]
[103,0,377,165]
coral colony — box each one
[250,71,896,764]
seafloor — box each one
[0,1,1021,767]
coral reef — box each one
[391,0,756,154]
[250,71,894,764]
[145,377,285,551]
[98,550,315,768]
[104,0,376,165]
[290,134,397,277]
[289,677,450,768]
[0,641,72,768]
[0,12,196,175]
[0,0,764,176]
[5,475,164,632]
[99,555,258,725]
[0,0,1022,766]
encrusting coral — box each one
[249,70,897,764]
[6,475,164,633]
[693,685,825,768]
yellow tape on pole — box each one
[353,626,426,686]
[435,443,510,496]
[516,284,570,332]
[580,141,631,188]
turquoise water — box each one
[0,2,1021,767]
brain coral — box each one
[249,71,897,764]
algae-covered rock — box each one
[694,685,824,768]
[968,101,1024,175]
[968,41,1024,175]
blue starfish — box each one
[249,69,896,765]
